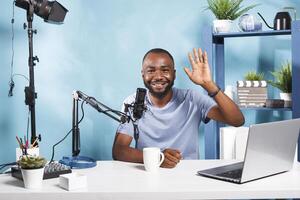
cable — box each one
[0,162,17,173]
[8,1,15,97]
[26,110,30,144]
[49,100,85,163]
[8,1,29,97]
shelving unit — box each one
[202,20,300,161]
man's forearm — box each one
[112,144,143,163]
[203,81,244,126]
[214,91,244,126]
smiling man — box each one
[112,48,244,168]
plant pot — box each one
[280,93,292,101]
[280,93,292,107]
[213,20,233,33]
[21,167,44,189]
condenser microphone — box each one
[133,88,147,120]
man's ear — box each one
[141,69,144,77]
[174,69,176,80]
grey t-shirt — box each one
[116,87,216,159]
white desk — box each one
[1,160,300,200]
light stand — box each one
[15,0,68,145]
[24,3,39,145]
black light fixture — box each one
[14,0,68,145]
[15,0,68,24]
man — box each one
[112,48,244,168]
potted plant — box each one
[244,71,264,81]
[206,0,258,33]
[237,71,267,107]
[268,61,292,103]
[18,155,47,189]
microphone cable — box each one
[49,99,85,163]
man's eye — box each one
[147,70,155,73]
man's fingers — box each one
[198,48,203,63]
[188,52,196,67]
[203,51,208,64]
[193,48,199,63]
[165,152,180,163]
[184,67,192,78]
[164,149,182,160]
[161,156,177,168]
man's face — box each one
[142,52,176,99]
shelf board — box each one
[240,107,292,111]
[213,30,291,38]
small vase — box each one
[21,167,44,189]
[213,19,233,33]
[280,93,292,101]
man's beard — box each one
[143,79,174,99]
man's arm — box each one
[112,132,182,168]
[112,132,143,163]
[184,48,244,127]
[203,81,244,127]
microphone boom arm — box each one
[71,90,130,156]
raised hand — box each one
[184,48,212,87]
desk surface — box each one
[1,160,300,200]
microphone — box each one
[133,88,147,120]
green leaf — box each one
[268,61,292,93]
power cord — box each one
[8,1,29,97]
[49,100,85,163]
[0,162,17,173]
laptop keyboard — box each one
[217,168,243,179]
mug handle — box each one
[158,152,165,167]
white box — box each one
[220,127,249,160]
[59,173,87,191]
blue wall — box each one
[0,0,298,164]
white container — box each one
[16,147,39,161]
[21,167,44,189]
[213,19,233,33]
[59,173,87,191]
[280,92,292,101]
[143,147,164,172]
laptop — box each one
[198,118,300,184]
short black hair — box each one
[142,48,174,65]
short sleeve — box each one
[116,94,136,137]
[190,90,216,124]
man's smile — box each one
[151,81,168,90]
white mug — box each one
[143,147,164,172]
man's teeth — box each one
[152,82,165,86]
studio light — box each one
[15,0,68,24]
[14,0,68,146]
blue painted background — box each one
[0,0,298,164]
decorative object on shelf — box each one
[257,7,296,30]
[244,71,264,81]
[265,99,285,108]
[224,85,236,101]
[237,71,267,107]
[18,155,47,189]
[206,0,258,33]
[238,14,262,32]
[268,61,292,107]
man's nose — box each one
[153,70,164,79]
